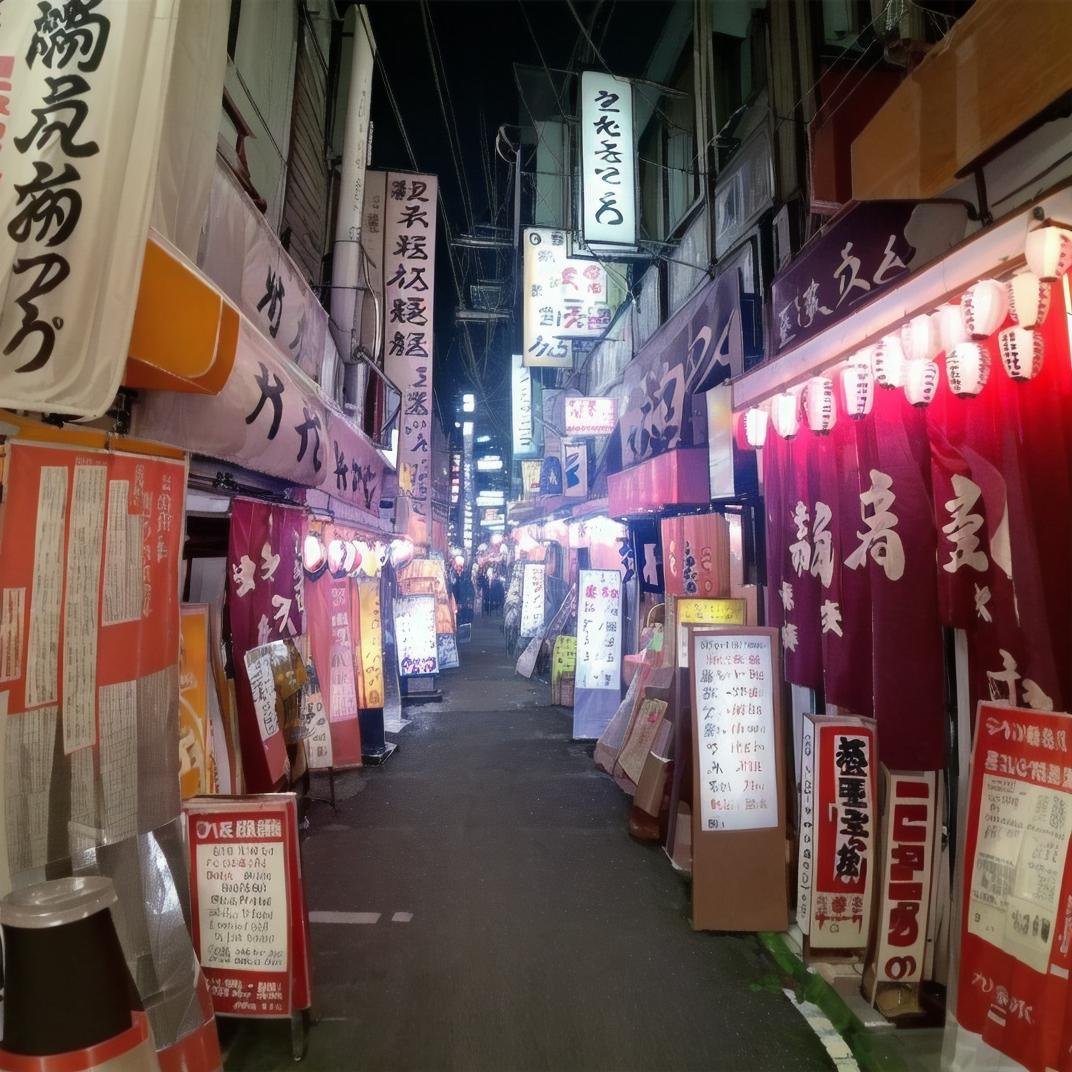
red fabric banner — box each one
[227,499,307,790]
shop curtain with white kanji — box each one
[227,498,307,790]
[760,285,1072,771]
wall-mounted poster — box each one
[392,594,439,676]
[520,563,546,637]
[688,626,788,932]
[573,568,622,739]
[951,704,1072,1072]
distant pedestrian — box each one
[489,574,505,615]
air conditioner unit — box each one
[869,0,929,67]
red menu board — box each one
[953,704,1072,1072]
[806,715,879,951]
[184,795,311,1018]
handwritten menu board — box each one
[573,568,622,739]
[520,563,546,637]
[575,569,622,690]
[392,594,439,676]
[688,626,788,932]
[552,635,577,685]
[691,631,778,831]
[184,794,311,1018]
[675,598,746,668]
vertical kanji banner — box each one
[227,499,306,790]
[865,387,945,770]
[0,0,181,417]
[384,172,438,548]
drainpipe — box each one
[328,4,376,407]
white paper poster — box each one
[520,563,546,637]
[580,71,637,249]
[692,632,778,832]
[244,647,280,743]
[392,594,438,676]
[0,0,181,418]
[195,838,288,973]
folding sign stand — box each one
[183,795,314,1061]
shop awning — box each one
[733,184,1072,409]
[123,232,240,393]
[607,448,710,518]
[571,496,610,519]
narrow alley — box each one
[222,617,834,1072]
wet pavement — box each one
[222,616,835,1071]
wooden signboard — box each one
[688,626,788,931]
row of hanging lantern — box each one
[743,223,1072,447]
[302,533,398,578]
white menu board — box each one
[392,594,439,676]
[195,837,288,973]
[575,568,622,690]
[692,632,778,832]
[520,563,546,637]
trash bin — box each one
[0,876,155,1070]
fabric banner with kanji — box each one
[227,499,307,790]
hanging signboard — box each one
[521,460,543,499]
[383,172,438,546]
[392,594,438,676]
[805,714,879,951]
[0,0,181,418]
[564,397,618,437]
[579,71,637,249]
[689,626,788,931]
[952,703,1072,1072]
[522,227,611,368]
[563,442,588,499]
[868,768,936,991]
[674,597,746,668]
[512,354,537,457]
[183,794,312,1018]
[573,568,622,739]
[520,563,546,637]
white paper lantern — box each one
[839,359,874,419]
[998,326,1045,382]
[1006,272,1051,329]
[904,360,940,407]
[946,342,991,397]
[901,314,940,362]
[872,333,906,388]
[935,303,969,353]
[803,376,837,434]
[303,533,327,574]
[1025,225,1072,281]
[961,279,1009,338]
[771,391,799,439]
[743,407,769,449]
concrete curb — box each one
[759,932,909,1072]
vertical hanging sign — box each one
[580,71,636,249]
[512,355,536,457]
[383,172,438,547]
